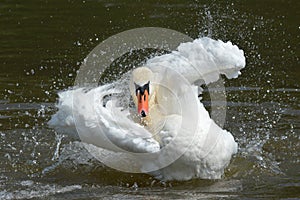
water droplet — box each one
[75,41,82,46]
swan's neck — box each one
[140,115,151,126]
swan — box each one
[48,37,246,181]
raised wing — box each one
[147,37,246,85]
[48,84,160,153]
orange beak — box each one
[137,90,149,117]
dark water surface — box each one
[0,0,299,199]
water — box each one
[0,0,299,199]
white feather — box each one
[48,37,245,181]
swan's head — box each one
[130,67,154,118]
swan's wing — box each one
[48,85,160,153]
[147,37,246,85]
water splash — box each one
[52,133,64,161]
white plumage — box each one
[48,37,246,181]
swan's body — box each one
[48,37,246,181]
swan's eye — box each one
[138,91,142,102]
[144,81,150,94]
[134,81,150,96]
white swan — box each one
[48,37,246,181]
